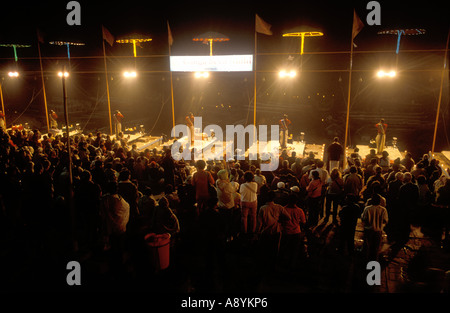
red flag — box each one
[255,14,273,36]
[102,25,115,46]
[352,10,364,40]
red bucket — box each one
[144,233,171,270]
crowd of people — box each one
[1,127,450,285]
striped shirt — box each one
[361,204,388,232]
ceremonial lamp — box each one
[115,34,152,58]
[193,31,230,56]
[49,40,85,60]
[377,28,426,75]
[282,27,324,70]
[0,43,32,63]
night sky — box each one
[1,1,448,54]
[0,0,448,157]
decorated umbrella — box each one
[378,28,426,54]
[282,26,324,70]
[282,26,324,56]
[49,40,85,65]
[0,43,31,62]
[378,28,426,68]
[115,33,152,57]
[193,32,230,56]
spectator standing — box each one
[326,137,344,171]
[343,165,363,199]
[325,168,344,224]
[257,191,291,269]
[280,194,307,267]
[216,169,236,241]
[338,195,361,255]
[191,159,215,217]
[100,181,130,274]
[239,171,258,235]
[306,170,323,227]
[361,193,388,261]
[117,169,140,226]
[400,152,415,172]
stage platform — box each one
[135,135,164,151]
[45,128,82,138]
[354,145,403,163]
[441,151,450,164]
[432,151,450,177]
[111,132,145,143]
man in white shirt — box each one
[240,171,258,235]
[361,193,388,261]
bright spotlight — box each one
[123,71,137,78]
[387,70,396,77]
[279,70,296,78]
[377,70,396,78]
[58,71,69,78]
[194,71,209,78]
[8,71,19,77]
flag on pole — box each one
[167,21,174,46]
[102,25,115,46]
[255,14,273,35]
[352,10,364,40]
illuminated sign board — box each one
[170,55,253,72]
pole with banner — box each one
[254,14,273,128]
[37,29,50,133]
[344,10,364,153]
[102,25,114,136]
[168,21,176,132]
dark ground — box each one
[1,196,449,300]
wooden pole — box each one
[0,81,5,127]
[37,40,50,133]
[344,33,355,151]
[102,38,113,136]
[254,31,257,127]
[169,32,176,132]
[431,28,450,153]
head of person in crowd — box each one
[118,168,131,182]
[403,172,412,183]
[105,181,118,194]
[311,170,320,180]
[330,167,341,180]
[371,193,381,206]
[196,159,206,170]
[417,175,427,186]
[243,171,254,183]
[395,171,404,182]
[217,169,229,181]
